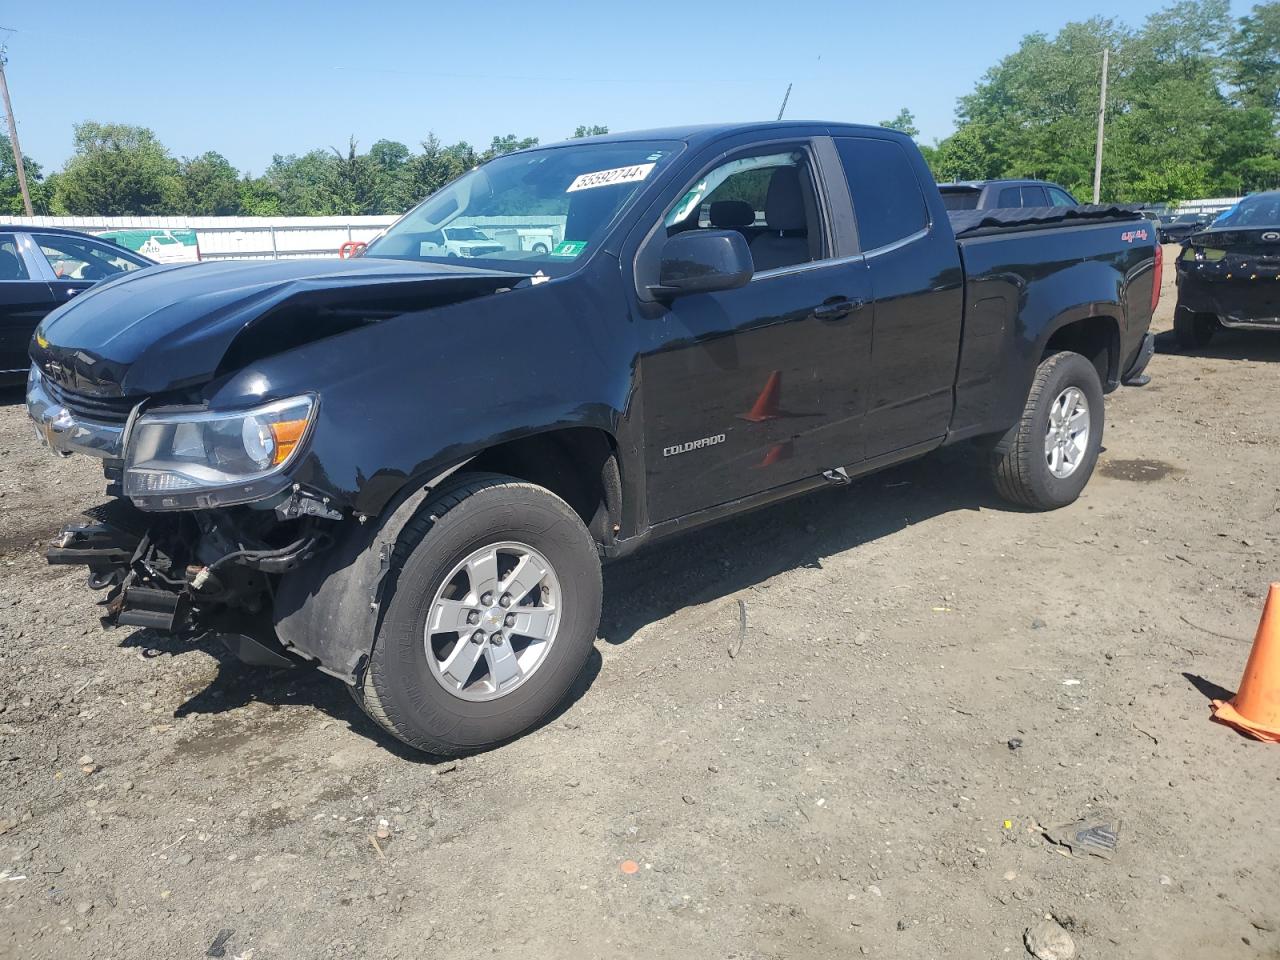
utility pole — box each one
[1091,48,1109,205]
[0,40,32,217]
[776,83,793,121]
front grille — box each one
[43,378,139,426]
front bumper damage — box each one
[49,495,332,669]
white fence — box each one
[0,215,396,260]
[0,214,569,261]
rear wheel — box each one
[352,473,602,755]
[989,351,1105,511]
[1174,305,1218,349]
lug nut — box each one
[480,592,494,606]
[490,633,504,646]
[504,613,516,628]
[499,593,512,608]
[471,630,485,644]
[467,610,480,625]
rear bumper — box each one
[1177,270,1280,326]
[26,368,128,460]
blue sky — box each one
[2,0,1253,175]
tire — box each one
[989,351,1105,511]
[1174,305,1218,350]
[532,243,549,254]
[352,473,602,755]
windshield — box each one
[1212,193,1280,228]
[366,140,679,273]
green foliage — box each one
[0,133,52,215]
[176,151,240,215]
[879,109,919,139]
[54,122,181,215]
[324,138,379,215]
[572,124,609,138]
[1229,2,1280,111]
[928,0,1280,203]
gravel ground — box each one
[1,248,1278,959]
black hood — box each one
[31,257,529,396]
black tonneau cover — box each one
[950,204,1145,239]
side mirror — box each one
[649,230,754,299]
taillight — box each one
[1150,242,1163,314]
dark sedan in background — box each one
[1174,191,1280,348]
[0,227,153,385]
[1158,212,1212,244]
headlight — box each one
[1182,247,1226,262]
[124,395,316,510]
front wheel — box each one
[989,351,1105,511]
[1174,305,1218,350]
[352,473,602,755]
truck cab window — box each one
[997,186,1023,207]
[664,151,822,272]
[834,137,928,251]
[1021,185,1049,207]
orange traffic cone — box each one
[1211,583,1280,742]
[740,371,783,422]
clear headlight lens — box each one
[124,395,315,507]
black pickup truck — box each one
[26,122,1160,754]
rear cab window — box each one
[940,189,980,211]
[833,137,928,251]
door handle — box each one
[813,296,866,321]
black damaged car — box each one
[25,122,1158,755]
[1174,191,1280,348]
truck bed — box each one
[948,211,1158,442]
[949,204,1145,238]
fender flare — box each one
[271,458,472,683]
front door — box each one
[0,234,54,376]
[634,143,873,523]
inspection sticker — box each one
[550,240,588,258]
[566,163,655,192]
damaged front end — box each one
[49,489,333,667]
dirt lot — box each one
[1,248,1278,960]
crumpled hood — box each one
[31,257,529,396]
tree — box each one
[572,124,609,138]
[931,0,1280,202]
[54,122,180,215]
[404,134,477,202]
[256,150,336,215]
[879,109,919,139]
[0,134,52,215]
[481,134,538,162]
[325,137,378,215]
[368,139,415,213]
[1229,2,1280,112]
[176,151,241,215]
